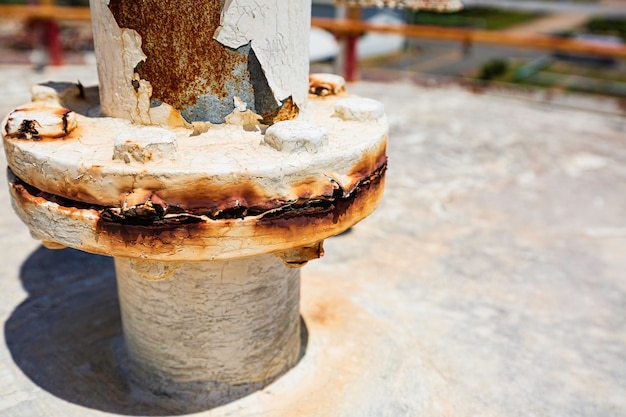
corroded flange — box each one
[3,77,387,263]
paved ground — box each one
[0,64,625,416]
[462,0,626,15]
[360,39,546,77]
[504,12,591,34]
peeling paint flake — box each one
[215,0,310,109]
[90,0,148,123]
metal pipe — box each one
[90,0,310,125]
[2,0,388,411]
[116,256,301,404]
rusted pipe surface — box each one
[2,0,388,407]
[3,80,387,262]
[90,0,310,125]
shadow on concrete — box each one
[5,246,309,415]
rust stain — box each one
[154,181,281,218]
[254,163,386,236]
[8,160,385,258]
[4,110,81,141]
[307,301,338,326]
[94,167,384,253]
[260,97,299,125]
[10,171,100,213]
[309,75,346,97]
[95,217,207,249]
[108,0,247,117]
[275,241,325,268]
[347,139,388,186]
[290,176,337,201]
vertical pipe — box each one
[46,20,62,66]
[89,0,310,125]
[115,256,301,404]
[344,6,361,82]
[334,5,347,75]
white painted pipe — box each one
[86,0,309,400]
[115,255,301,400]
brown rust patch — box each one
[108,0,241,112]
[9,163,385,259]
[11,119,39,140]
[274,241,325,268]
[255,163,386,236]
[107,1,297,123]
[260,97,299,125]
[108,0,282,124]
[348,139,388,186]
[309,74,346,97]
[4,107,79,141]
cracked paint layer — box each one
[91,0,308,125]
[105,0,284,125]
[90,0,187,127]
[215,0,310,112]
[90,0,147,122]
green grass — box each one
[474,59,626,97]
[584,17,626,42]
[411,7,543,30]
[539,62,626,83]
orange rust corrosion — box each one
[4,128,387,216]
[107,0,295,124]
[8,162,385,261]
[4,104,78,140]
[309,74,347,97]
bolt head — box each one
[113,127,177,164]
[4,103,77,140]
[334,97,385,122]
[263,120,328,153]
[309,73,346,96]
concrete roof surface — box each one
[0,64,625,416]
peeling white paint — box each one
[90,0,146,122]
[264,120,328,154]
[90,0,187,128]
[113,127,178,164]
[215,0,310,110]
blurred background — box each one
[1,0,625,99]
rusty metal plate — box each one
[8,167,384,261]
[3,83,387,261]
[3,93,386,209]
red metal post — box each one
[46,19,62,66]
